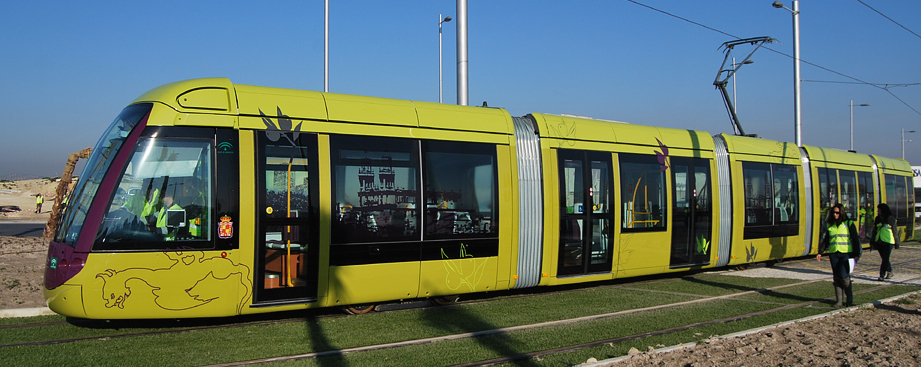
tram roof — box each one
[872,155,913,174]
[801,145,876,167]
[132,77,516,135]
[529,113,715,151]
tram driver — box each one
[154,191,185,241]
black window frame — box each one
[329,135,500,266]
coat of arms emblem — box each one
[219,215,233,239]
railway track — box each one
[203,275,918,366]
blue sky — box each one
[1,1,919,178]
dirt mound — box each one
[601,295,921,366]
[0,179,63,219]
[0,236,47,308]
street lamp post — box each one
[902,129,916,160]
[849,101,869,151]
[773,1,801,146]
[457,0,469,106]
[323,0,329,92]
[439,14,452,104]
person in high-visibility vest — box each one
[817,203,862,308]
[155,193,183,241]
[35,193,43,214]
[871,203,900,281]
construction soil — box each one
[0,178,65,308]
[600,295,921,366]
[2,179,920,365]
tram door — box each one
[253,132,319,304]
[669,157,712,267]
[557,150,614,276]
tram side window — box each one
[742,162,799,239]
[330,135,420,244]
[422,141,498,238]
[95,138,213,250]
[619,153,667,231]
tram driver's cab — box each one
[94,133,214,250]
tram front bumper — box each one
[44,284,86,318]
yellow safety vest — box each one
[875,222,895,245]
[141,188,160,218]
[828,221,852,253]
[187,192,205,237]
[189,217,201,237]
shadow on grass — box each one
[419,305,532,366]
[681,275,829,305]
[305,316,348,367]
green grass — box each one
[0,314,63,327]
[625,274,803,297]
[2,274,918,366]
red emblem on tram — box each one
[219,215,233,239]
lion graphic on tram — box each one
[96,250,252,313]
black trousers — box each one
[828,252,851,281]
[877,243,893,277]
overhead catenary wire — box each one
[802,80,921,89]
[856,0,921,41]
[623,0,921,117]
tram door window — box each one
[619,154,667,232]
[94,131,215,250]
[909,177,916,239]
[839,171,859,224]
[669,157,712,267]
[816,167,837,222]
[255,132,319,303]
[857,171,875,242]
[886,175,911,228]
[741,162,799,239]
[557,150,613,276]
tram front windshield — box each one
[54,104,152,247]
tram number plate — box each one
[50,257,58,270]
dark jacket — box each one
[818,220,862,259]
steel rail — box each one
[450,277,921,367]
[3,254,914,352]
[203,275,915,366]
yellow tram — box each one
[43,78,914,319]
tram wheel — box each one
[344,304,375,315]
[734,263,750,271]
[433,295,460,305]
[767,259,784,267]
